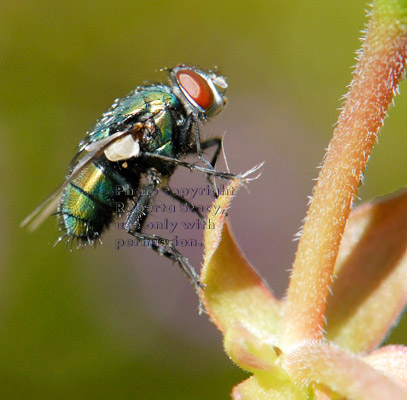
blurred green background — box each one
[1,0,406,398]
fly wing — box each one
[20,127,140,231]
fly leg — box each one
[179,115,221,174]
[192,120,218,171]
[124,169,202,293]
[192,136,222,197]
[141,152,237,180]
[129,231,202,293]
[199,137,222,169]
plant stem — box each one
[281,0,407,349]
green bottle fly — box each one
[21,65,234,289]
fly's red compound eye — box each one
[176,69,214,111]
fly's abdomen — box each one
[58,162,117,241]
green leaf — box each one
[325,190,407,353]
[200,180,281,337]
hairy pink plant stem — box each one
[281,1,407,348]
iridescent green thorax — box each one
[84,86,184,158]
